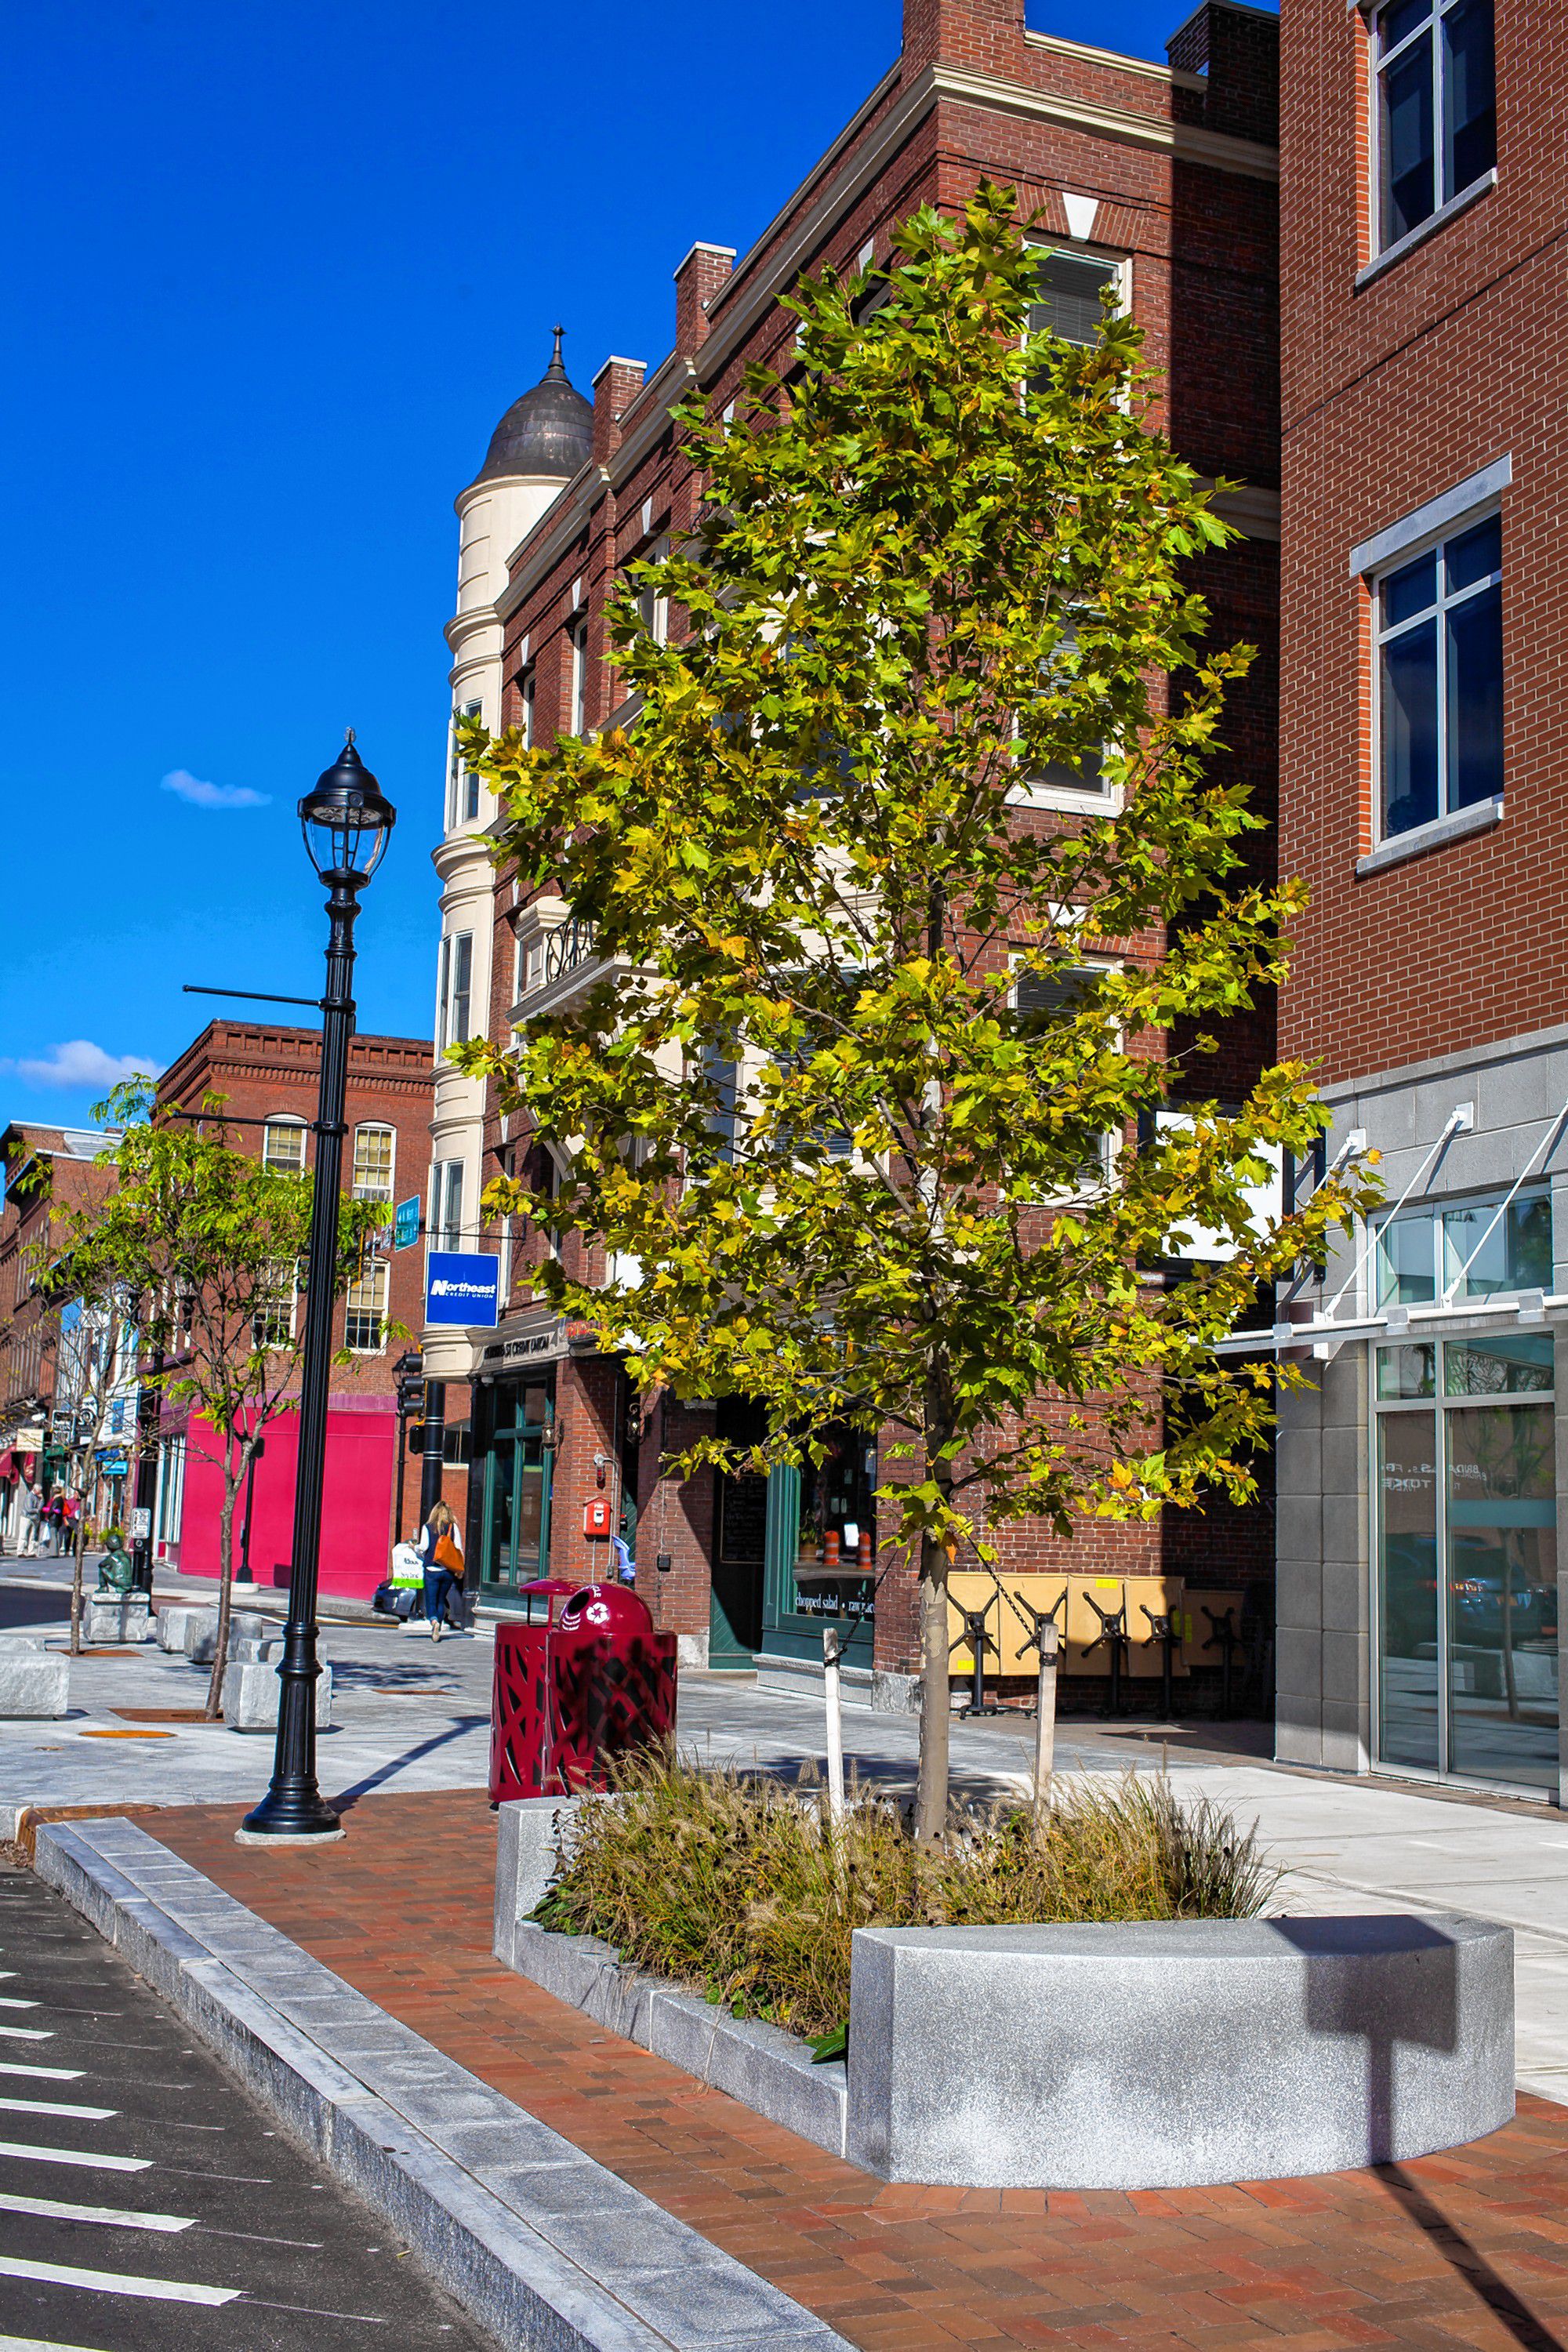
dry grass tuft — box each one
[535,1755,1277,2041]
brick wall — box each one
[478,0,1282,1674]
[1278,0,1566,1087]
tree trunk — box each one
[205,1461,241,1721]
[915,1530,952,1838]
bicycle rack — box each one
[1083,1591,1131,1717]
[949,1597,1003,1717]
[1140,1604,1181,1721]
[1203,1602,1244,1717]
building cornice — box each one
[1022,28,1207,89]
[492,52,1275,622]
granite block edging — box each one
[494,1796,849,2159]
[32,1816,857,2352]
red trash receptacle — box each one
[489,1580,677,1802]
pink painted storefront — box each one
[152,1396,401,1601]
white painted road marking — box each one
[0,2096,115,2119]
[0,2139,149,2172]
[0,2334,118,2351]
[0,2026,53,2042]
[0,1998,40,2010]
[0,2062,82,2081]
[0,2253,241,2305]
[0,2189,194,2232]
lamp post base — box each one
[234,1822,347,1846]
[238,1789,344,1843]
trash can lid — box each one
[557,1581,654,1636]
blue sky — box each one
[1,0,1268,1131]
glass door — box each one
[1375,1333,1558,1791]
[481,1382,553,1596]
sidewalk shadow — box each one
[1272,1916,1560,2352]
[329,1717,489,1813]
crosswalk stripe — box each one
[0,2255,241,2306]
[0,2117,117,2136]
[0,2140,149,2173]
[0,2063,82,2082]
[0,2334,118,2351]
[0,2000,40,2011]
[0,2190,194,2233]
[0,2027,53,2042]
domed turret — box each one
[474,327,592,485]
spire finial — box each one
[345,726,355,746]
[547,325,566,379]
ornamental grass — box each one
[533,1755,1278,2043]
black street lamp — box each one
[241,733,395,1843]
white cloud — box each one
[161,767,270,811]
[7,1040,164,1090]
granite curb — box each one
[32,1815,858,2352]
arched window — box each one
[262,1117,307,1178]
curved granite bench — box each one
[847,1914,1514,2188]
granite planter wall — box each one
[494,1798,1515,2189]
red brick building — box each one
[150,1022,440,1598]
[441,0,1283,1696]
[1271,0,1562,1797]
[0,1123,119,1547]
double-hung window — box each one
[1375,0,1495,251]
[1016,617,1109,806]
[1377,513,1502,840]
[431,1160,463,1254]
[518,664,536,750]
[1010,957,1115,1189]
[447,699,481,829]
[1029,249,1122,356]
[437,932,473,1053]
[344,1258,388,1353]
[636,538,669,647]
[261,1116,306,1178]
[570,619,590,735]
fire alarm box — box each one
[583,1497,613,1539]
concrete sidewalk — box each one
[38,1787,1568,2352]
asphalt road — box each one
[0,1864,499,2352]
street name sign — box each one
[393,1196,421,1251]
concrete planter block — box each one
[492,1797,588,1964]
[156,1606,204,1653]
[223,1659,332,1732]
[847,1914,1514,2188]
[82,1597,152,1646]
[0,1650,69,1717]
[189,1610,265,1665]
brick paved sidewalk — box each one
[124,1788,1568,2352]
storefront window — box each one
[1377,1189,1552,1308]
[1375,1331,1557,1791]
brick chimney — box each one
[590,357,647,468]
[1167,1,1279,145]
[673,241,735,354]
[902,0,1025,82]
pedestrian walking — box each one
[418,1501,464,1642]
[16,1480,41,1558]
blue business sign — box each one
[425,1252,501,1329]
[393,1196,421,1251]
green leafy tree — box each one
[61,1085,390,1719]
[456,185,1375,1833]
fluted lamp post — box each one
[241,732,396,1843]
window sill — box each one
[1356,171,1497,290]
[1356,794,1502,877]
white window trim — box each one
[571,618,590,736]
[1367,501,1503,854]
[1349,457,1511,579]
[1367,0,1496,263]
[344,1254,390,1355]
[350,1121,397,1211]
[261,1116,308,1178]
[1007,950,1121,1196]
[437,931,474,1054]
